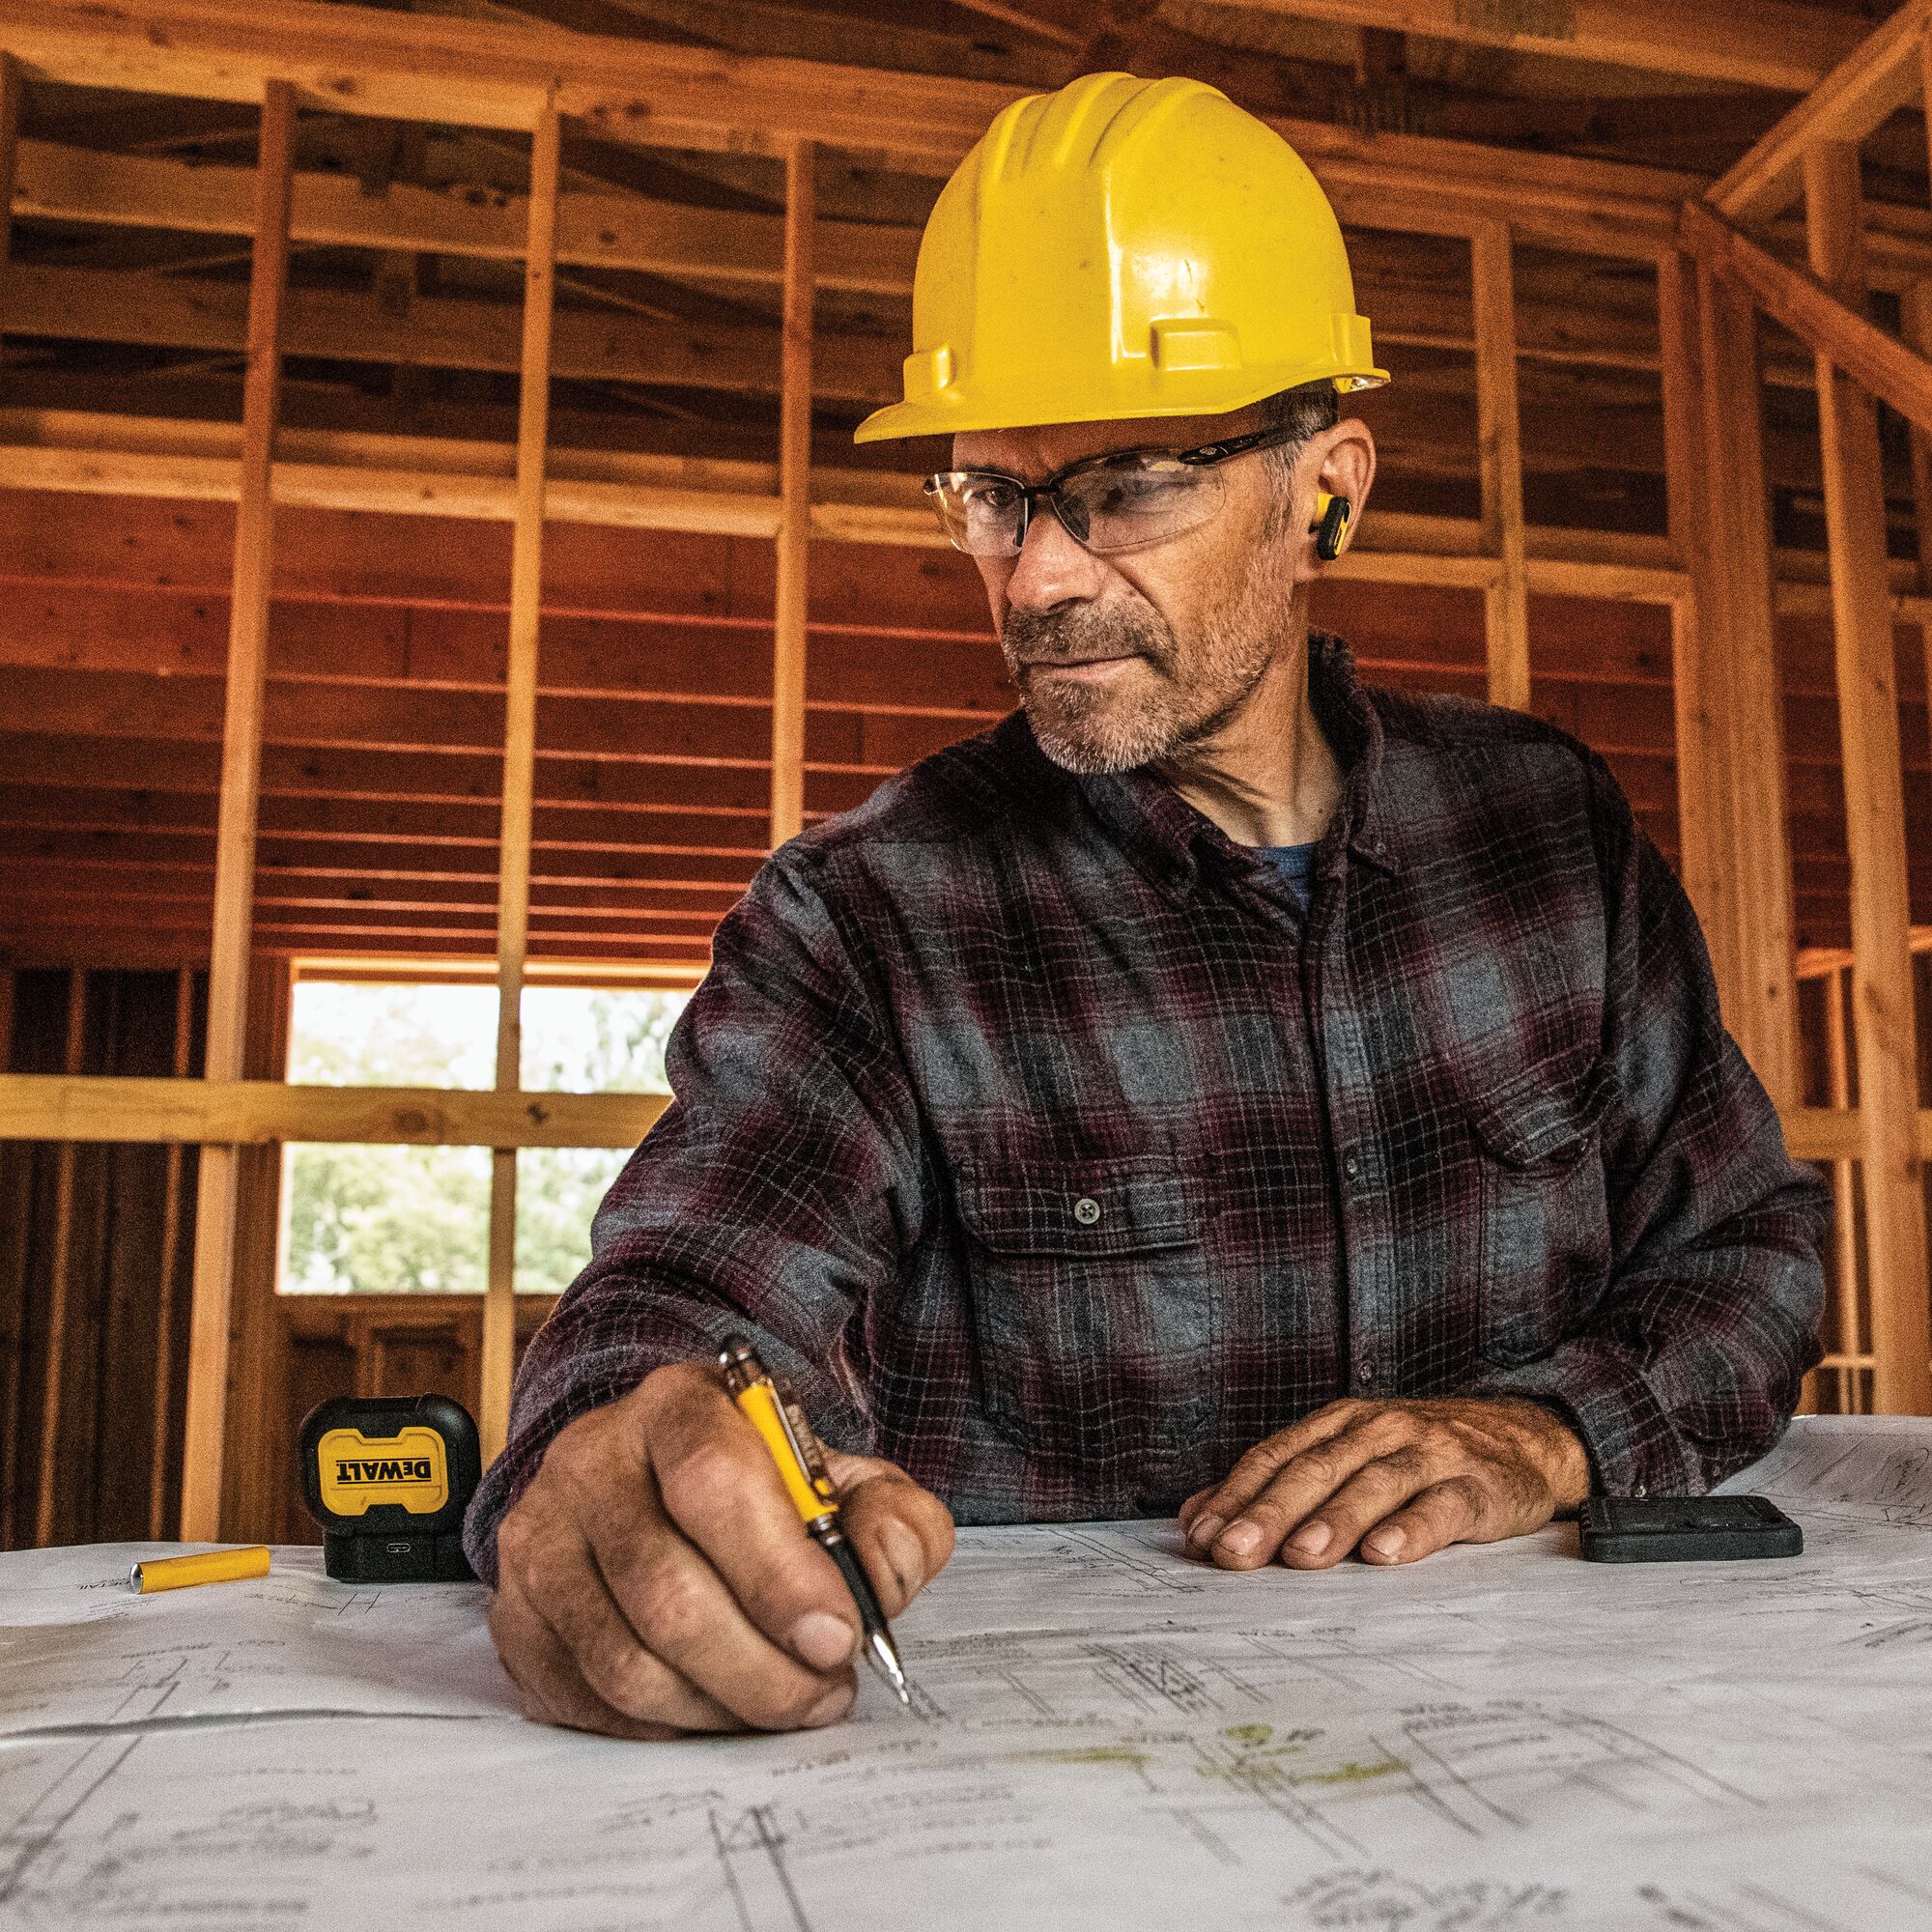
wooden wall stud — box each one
[769,138,814,850]
[480,105,562,1463]
[1804,140,1932,1414]
[178,80,297,1541]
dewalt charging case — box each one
[299,1394,482,1582]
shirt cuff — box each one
[1465,1338,1694,1498]
[460,1342,659,1587]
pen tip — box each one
[867,1632,914,1709]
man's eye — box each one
[1085,466,1187,515]
[963,480,1019,511]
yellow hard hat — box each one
[854,71,1388,445]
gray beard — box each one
[1002,586,1281,777]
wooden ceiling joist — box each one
[1681,199,1932,440]
[14,139,920,296]
[1711,0,1932,224]
[1179,0,1868,94]
[0,0,1702,253]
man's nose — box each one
[1004,497,1105,614]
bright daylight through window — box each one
[278,972,692,1296]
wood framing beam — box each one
[1181,0,1865,94]
[0,265,902,406]
[0,430,910,541]
[14,138,918,298]
[483,108,562,1462]
[1805,141,1932,1416]
[0,53,18,287]
[149,966,196,1540]
[32,968,87,1546]
[1822,965,1863,1412]
[0,0,1696,250]
[0,0,1004,166]
[21,137,1865,359]
[1711,0,1931,224]
[1666,254,1804,1105]
[770,138,812,851]
[0,1075,669,1147]
[1472,221,1528,713]
[0,1071,1903,1164]
[0,412,1695,602]
[1657,251,1740,1021]
[1682,199,1932,440]
[1689,261,1802,1101]
[179,81,295,1545]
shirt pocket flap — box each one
[1467,1059,1616,1169]
[957,1157,1198,1259]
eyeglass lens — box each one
[930,455,1226,557]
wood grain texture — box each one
[1805,141,1932,1416]
[179,80,296,1542]
[482,107,562,1463]
[1472,221,1528,714]
[770,137,814,850]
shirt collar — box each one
[1046,630,1403,903]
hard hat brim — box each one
[852,367,1389,445]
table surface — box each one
[4,1416,1932,1931]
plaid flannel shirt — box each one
[466,631,1829,1580]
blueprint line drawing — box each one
[3,1417,1932,1931]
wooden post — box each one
[0,52,19,297]
[1657,252,1742,1016]
[1825,963,1863,1413]
[1902,282,1932,777]
[769,138,815,847]
[1804,141,1932,1415]
[480,105,562,1463]
[31,969,87,1545]
[1690,260,1802,1109]
[149,967,196,1538]
[178,82,296,1541]
[1472,219,1528,714]
[0,964,17,1548]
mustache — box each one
[1001,603,1173,669]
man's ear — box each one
[1295,420,1377,581]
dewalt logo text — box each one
[315,1425,449,1518]
[334,1458,436,1484]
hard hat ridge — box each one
[855,71,1388,445]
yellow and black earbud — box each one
[1310,492,1353,560]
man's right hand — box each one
[487,1360,954,1739]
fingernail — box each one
[804,1683,855,1727]
[878,1518,924,1597]
[1218,1521,1261,1556]
[1363,1526,1404,1560]
[1188,1514,1225,1549]
[1289,1520,1332,1556]
[791,1611,858,1671]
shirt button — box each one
[1633,1484,1648,1499]
[1072,1196,1102,1227]
[1356,1358,1377,1385]
[1342,1151,1359,1179]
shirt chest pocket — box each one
[1467,1062,1615,1367]
[955,1154,1217,1482]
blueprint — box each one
[5,1416,1932,1930]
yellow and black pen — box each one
[717,1334,914,1709]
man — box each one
[468,73,1829,1741]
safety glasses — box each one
[923,422,1304,558]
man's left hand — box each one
[1178,1397,1592,1570]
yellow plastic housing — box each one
[854,71,1387,444]
[314,1425,450,1519]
